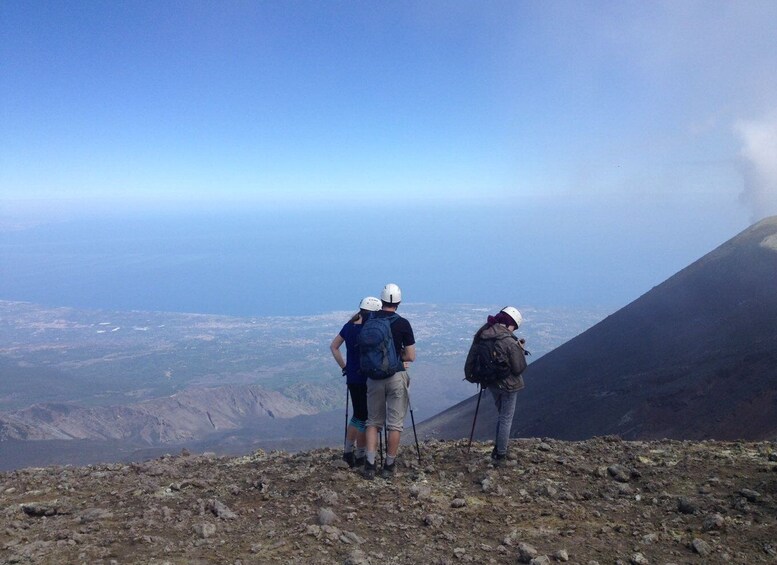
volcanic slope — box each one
[419,216,777,442]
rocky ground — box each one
[1,437,776,564]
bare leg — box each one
[365,425,378,453]
[345,425,358,447]
[386,430,401,457]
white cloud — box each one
[735,111,777,222]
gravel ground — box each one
[1,436,776,564]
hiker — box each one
[464,306,528,464]
[330,296,383,467]
[361,283,416,480]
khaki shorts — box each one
[366,371,409,432]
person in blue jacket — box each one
[330,296,382,467]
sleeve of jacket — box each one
[508,338,527,376]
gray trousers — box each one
[366,371,409,432]
[489,386,518,455]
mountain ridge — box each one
[0,384,317,443]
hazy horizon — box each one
[0,202,755,318]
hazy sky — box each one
[2,2,777,313]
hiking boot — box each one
[363,461,376,480]
[353,456,365,468]
[493,452,507,467]
[490,446,498,460]
[381,462,395,479]
[343,452,355,468]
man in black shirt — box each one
[363,283,416,480]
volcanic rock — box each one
[0,437,775,563]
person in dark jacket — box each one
[464,306,528,464]
[330,296,382,467]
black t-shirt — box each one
[375,310,415,357]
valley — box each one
[0,300,607,469]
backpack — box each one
[466,336,513,386]
[358,313,403,379]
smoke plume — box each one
[735,112,777,222]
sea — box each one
[0,202,726,317]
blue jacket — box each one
[339,321,367,385]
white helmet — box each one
[380,283,402,304]
[359,296,382,312]
[501,306,522,329]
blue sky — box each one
[2,2,777,313]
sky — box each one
[2,1,777,314]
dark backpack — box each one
[466,336,512,386]
[358,313,403,379]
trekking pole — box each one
[408,396,422,464]
[380,394,388,467]
[344,387,350,452]
[383,426,388,460]
[467,387,484,455]
[379,427,384,467]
